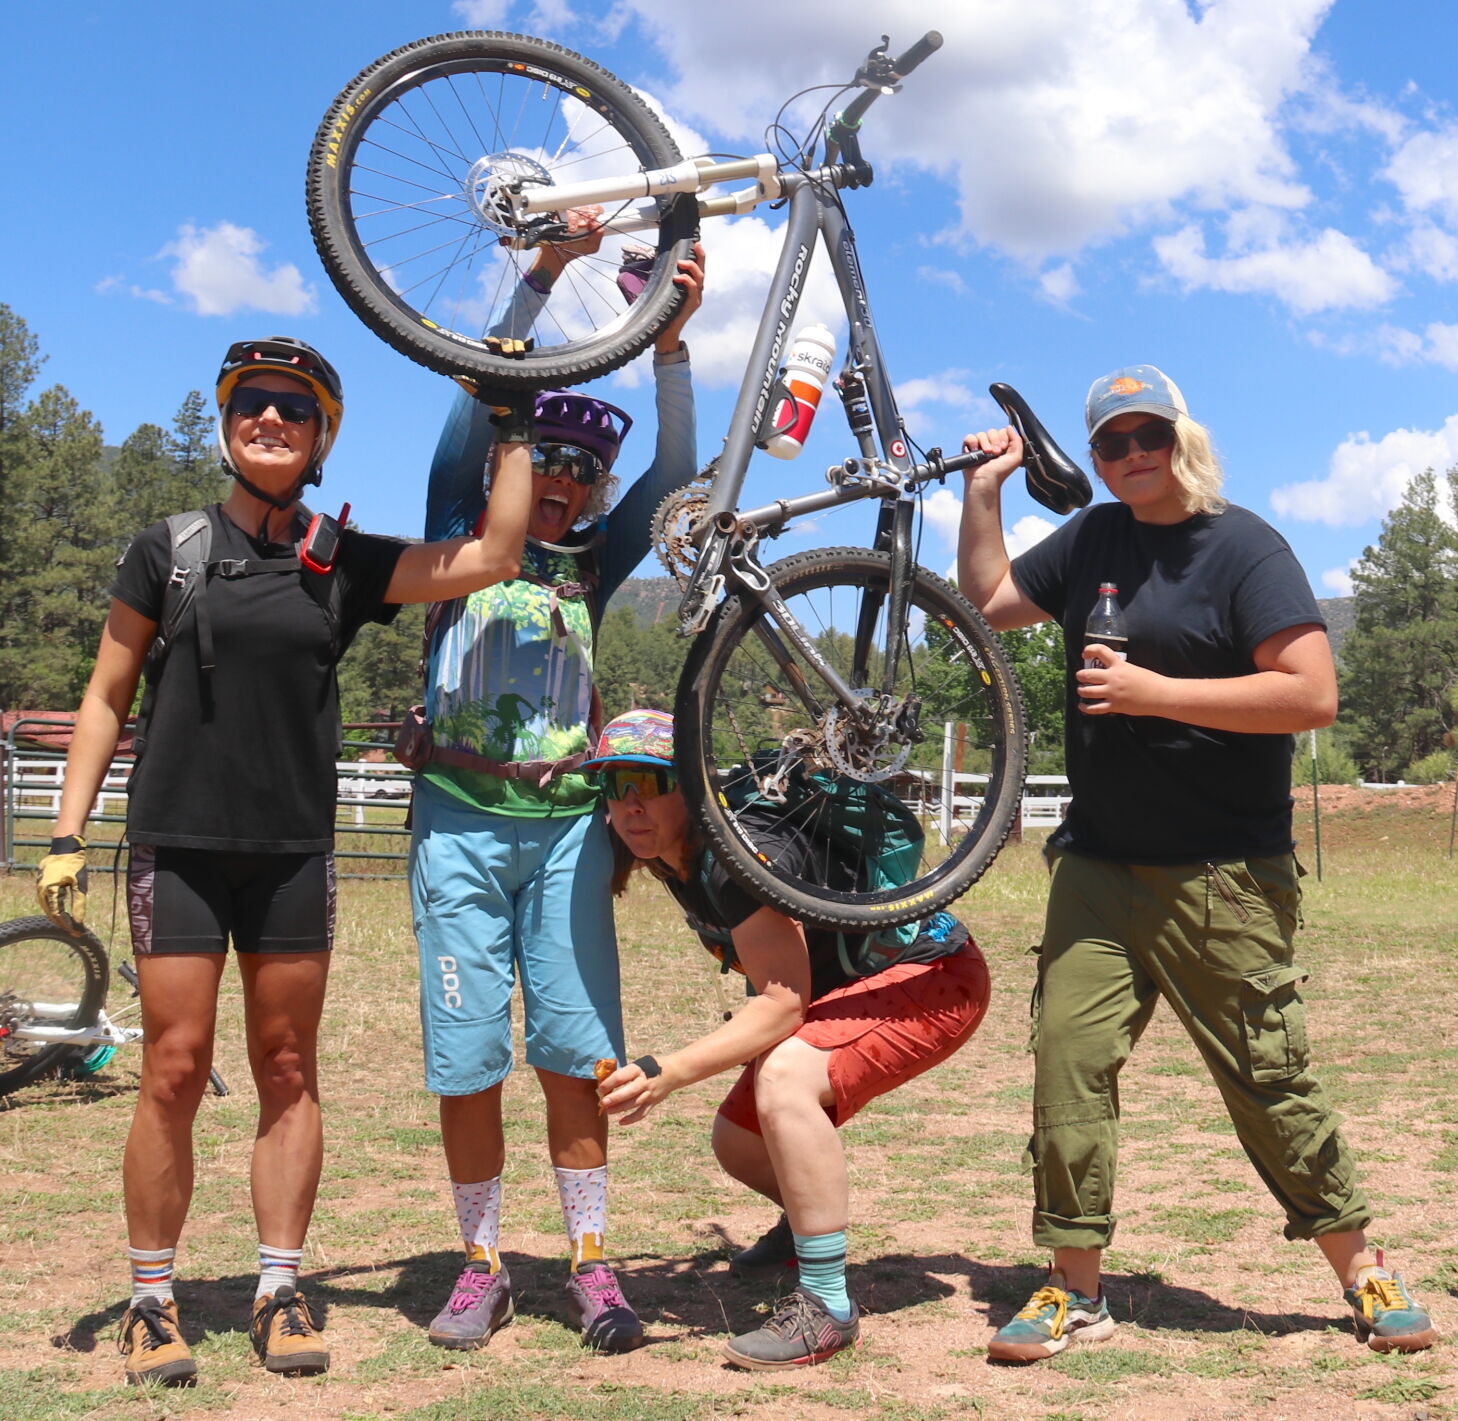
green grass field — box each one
[1,787,1454,1420]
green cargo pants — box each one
[1028,847,1371,1251]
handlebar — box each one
[892,31,943,80]
[835,31,943,134]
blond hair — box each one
[1169,414,1226,516]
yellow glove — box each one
[36,835,88,935]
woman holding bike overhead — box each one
[407,220,704,1356]
[958,365,1436,1361]
[587,710,990,1369]
[36,338,538,1386]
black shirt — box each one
[112,505,405,852]
[662,808,960,1000]
[1011,501,1324,862]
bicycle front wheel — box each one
[307,31,697,386]
[675,549,1027,931]
[0,917,109,1095]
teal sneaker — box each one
[988,1281,1115,1363]
[1344,1268,1438,1353]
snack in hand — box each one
[594,1057,617,1112]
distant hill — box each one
[1318,596,1355,658]
[610,575,681,626]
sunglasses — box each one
[1089,419,1175,462]
[531,443,602,486]
[594,765,677,801]
[230,386,320,425]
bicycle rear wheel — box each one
[0,917,109,1095]
[675,548,1027,931]
[307,31,697,387]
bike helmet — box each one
[216,337,344,504]
[534,390,633,473]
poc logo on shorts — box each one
[436,956,463,1010]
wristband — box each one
[50,835,87,854]
[654,342,689,365]
[632,1054,662,1078]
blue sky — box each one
[5,0,1457,598]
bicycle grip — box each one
[989,383,1093,517]
[892,32,943,79]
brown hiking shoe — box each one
[249,1285,329,1374]
[118,1296,197,1386]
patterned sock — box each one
[793,1229,852,1320]
[256,1243,304,1300]
[128,1246,176,1306]
[553,1165,607,1270]
[451,1177,502,1271]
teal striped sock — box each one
[792,1229,851,1320]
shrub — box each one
[1402,749,1456,785]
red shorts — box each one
[716,941,991,1136]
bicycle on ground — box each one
[305,29,1090,931]
[0,916,228,1099]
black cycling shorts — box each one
[127,845,336,955]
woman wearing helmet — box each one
[36,339,539,1385]
[407,219,705,1356]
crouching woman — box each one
[587,710,991,1369]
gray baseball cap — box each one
[1085,365,1188,436]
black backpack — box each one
[133,507,344,756]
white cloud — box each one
[1039,263,1080,305]
[896,368,981,415]
[918,487,1056,563]
[160,222,316,318]
[1321,561,1356,596]
[1271,414,1458,527]
[1006,513,1057,558]
[96,275,171,305]
[1373,322,1458,372]
[1384,123,1458,225]
[917,266,969,297]
[451,0,512,22]
[616,0,1331,261]
[1390,220,1458,284]
[1153,219,1394,314]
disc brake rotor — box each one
[466,151,553,240]
[823,690,911,781]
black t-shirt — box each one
[662,808,959,1001]
[113,505,405,852]
[1011,501,1324,862]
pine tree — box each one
[1338,467,1458,780]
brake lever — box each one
[989,383,1093,516]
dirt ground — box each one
[1,789,1455,1420]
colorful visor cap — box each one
[1084,365,1188,436]
[580,708,675,770]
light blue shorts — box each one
[409,780,624,1096]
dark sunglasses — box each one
[1089,419,1175,462]
[594,765,677,801]
[230,386,320,425]
[531,442,602,486]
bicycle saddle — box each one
[989,383,1092,516]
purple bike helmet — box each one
[534,391,633,473]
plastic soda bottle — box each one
[1084,582,1128,670]
[763,323,837,460]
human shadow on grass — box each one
[52,1249,1347,1360]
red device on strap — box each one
[301,502,350,573]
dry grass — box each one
[1,787,1455,1419]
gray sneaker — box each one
[428,1261,515,1349]
[723,1287,860,1369]
[564,1262,644,1352]
[730,1213,798,1280]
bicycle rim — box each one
[307,31,695,385]
[0,917,109,1095]
[676,548,1027,930]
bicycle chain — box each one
[651,460,718,587]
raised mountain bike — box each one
[0,917,228,1098]
[306,29,1090,930]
